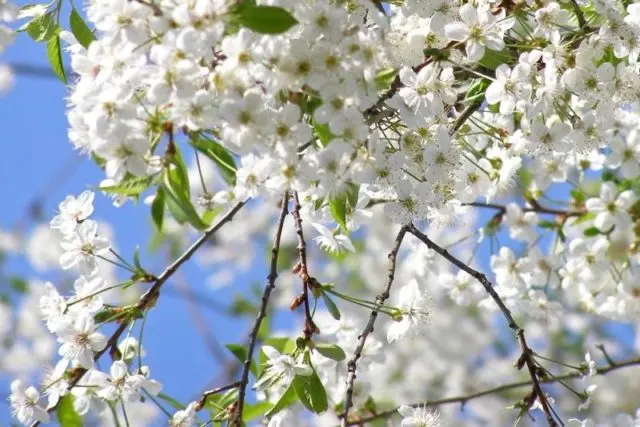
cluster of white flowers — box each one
[8,191,161,425]
[6,0,640,425]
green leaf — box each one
[571,211,594,226]
[479,48,513,71]
[312,120,334,146]
[158,392,185,410]
[292,365,328,414]
[46,34,67,84]
[99,175,153,198]
[583,226,600,237]
[133,246,143,271]
[162,168,207,230]
[313,343,346,361]
[151,187,165,231]
[265,382,297,418]
[235,5,298,34]
[26,12,57,41]
[538,220,556,229]
[225,343,257,376]
[321,291,341,320]
[190,137,237,185]
[8,277,28,294]
[329,195,348,232]
[57,395,82,427]
[69,8,95,49]
[374,67,398,91]
[243,401,272,422]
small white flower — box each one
[56,313,108,369]
[170,402,197,427]
[9,379,50,425]
[312,223,356,254]
[97,360,142,401]
[59,220,110,275]
[49,190,95,235]
[254,346,312,390]
[398,404,441,427]
[585,182,635,231]
[387,279,432,343]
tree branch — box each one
[232,193,290,425]
[341,225,409,426]
[291,191,318,339]
[347,355,640,425]
[32,201,247,427]
[195,381,242,411]
[406,224,559,426]
[463,201,581,217]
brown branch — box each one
[450,100,483,135]
[568,0,587,30]
[32,201,246,427]
[291,192,318,339]
[464,201,582,217]
[340,225,409,426]
[406,224,559,426]
[347,355,640,425]
[195,381,241,411]
[232,193,290,426]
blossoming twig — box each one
[407,224,559,427]
[340,225,409,426]
[232,193,289,426]
[347,355,640,425]
[31,201,247,427]
[195,381,241,411]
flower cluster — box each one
[8,192,161,424]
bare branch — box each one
[341,225,409,426]
[232,193,290,425]
[407,224,559,426]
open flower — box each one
[254,346,312,390]
[387,279,432,343]
[398,405,441,427]
[312,222,356,254]
[9,380,49,425]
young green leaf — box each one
[162,170,207,230]
[57,395,82,427]
[313,343,346,361]
[69,8,96,48]
[235,5,298,34]
[292,368,328,414]
[190,138,237,185]
[583,226,600,237]
[46,34,67,84]
[99,175,153,198]
[157,392,185,410]
[312,120,334,146]
[151,187,165,231]
[225,343,257,376]
[265,382,297,418]
[321,291,341,320]
[329,195,348,232]
[26,12,57,41]
[243,401,272,422]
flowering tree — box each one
[3,0,640,425]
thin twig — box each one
[291,192,318,339]
[340,225,409,426]
[346,355,640,425]
[406,224,559,427]
[232,193,290,426]
[33,201,246,427]
[195,381,241,411]
[464,201,581,217]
